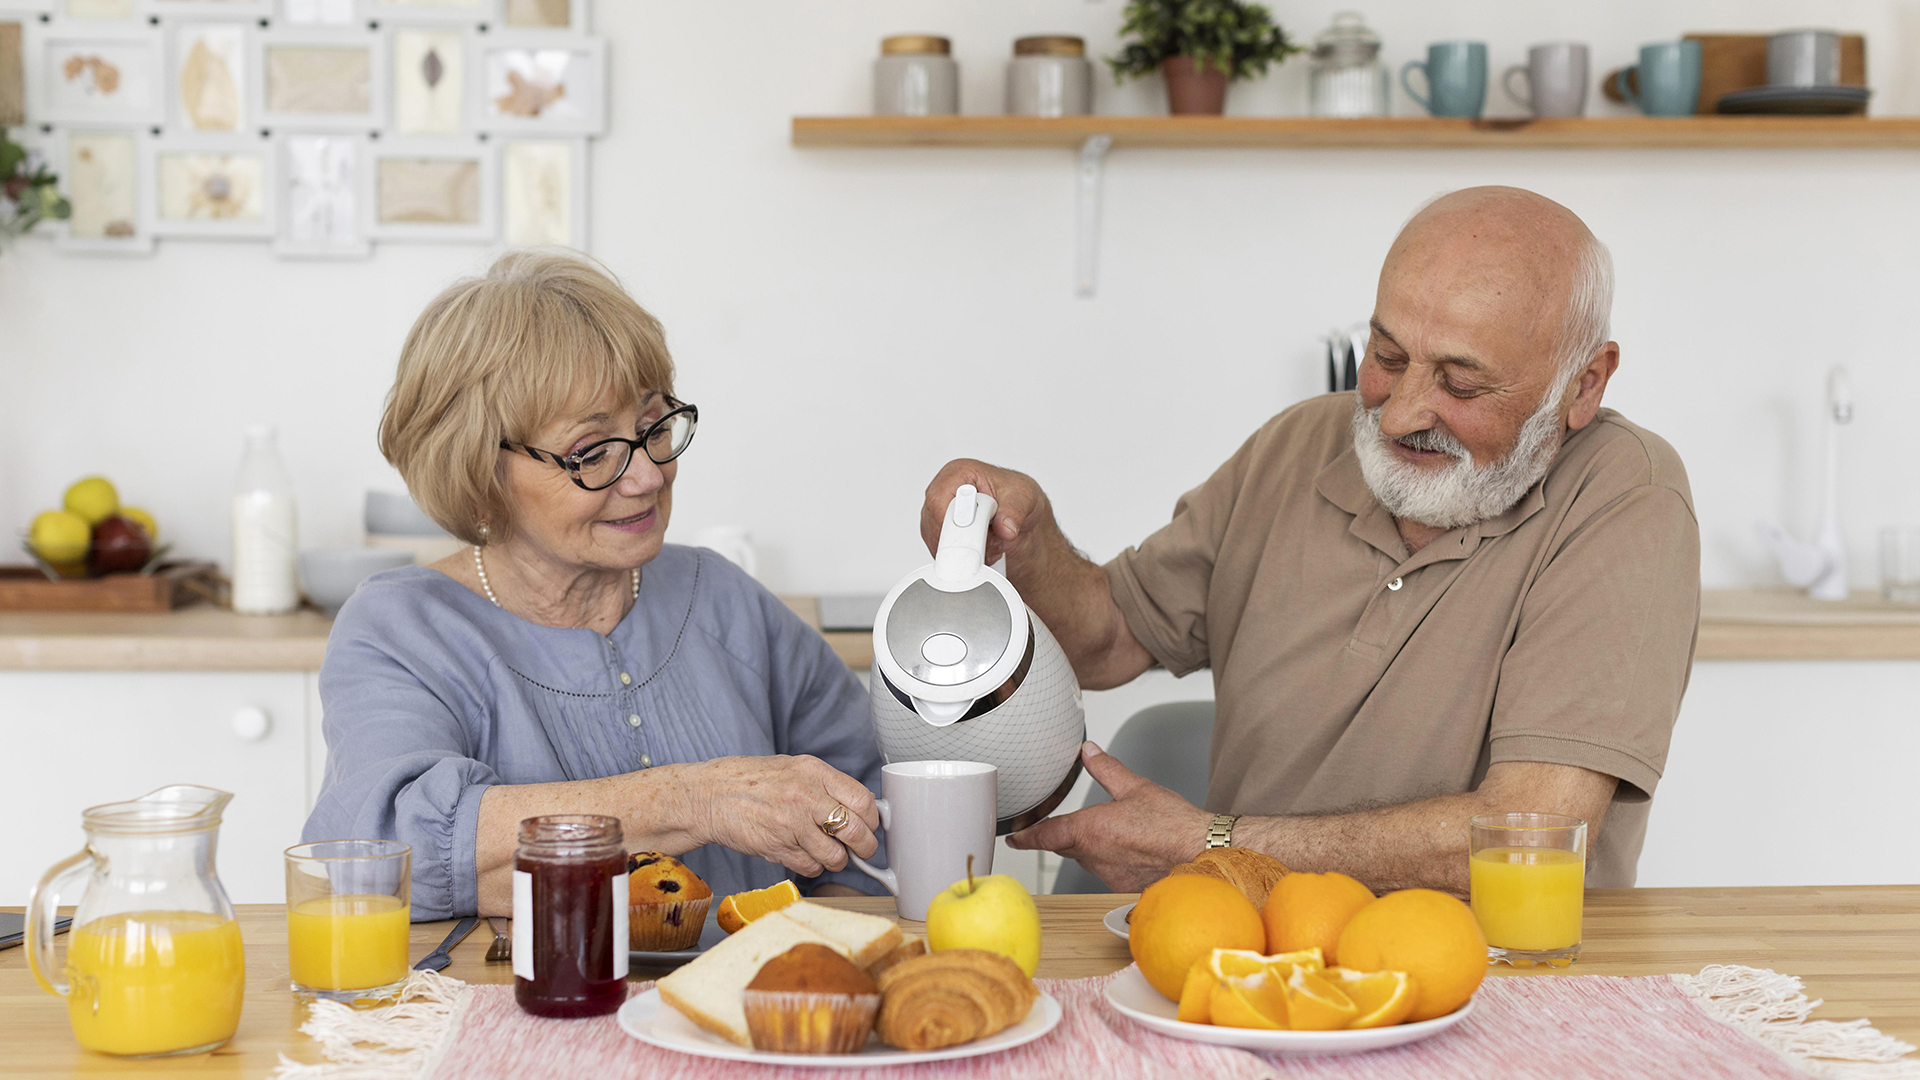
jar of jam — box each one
[511,815,628,1018]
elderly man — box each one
[920,187,1698,894]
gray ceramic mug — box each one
[1503,42,1589,117]
[1402,42,1488,118]
[1621,40,1702,117]
[846,760,997,921]
[1769,30,1840,87]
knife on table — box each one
[414,916,480,973]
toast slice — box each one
[656,911,846,1047]
[774,902,904,968]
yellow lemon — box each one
[63,476,118,525]
[29,510,92,565]
[1208,972,1288,1030]
[1326,967,1418,1029]
[1282,966,1358,1031]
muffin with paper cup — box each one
[627,852,712,951]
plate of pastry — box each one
[621,901,1061,1066]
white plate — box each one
[1104,903,1135,940]
[617,987,1063,1068]
[1103,964,1474,1056]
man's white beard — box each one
[1350,388,1567,530]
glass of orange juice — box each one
[285,840,411,1004]
[1469,813,1586,968]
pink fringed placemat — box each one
[272,965,1920,1080]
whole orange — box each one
[1129,876,1265,1000]
[1261,871,1375,963]
[1335,889,1487,1021]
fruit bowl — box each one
[18,540,174,582]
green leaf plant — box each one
[1108,0,1303,82]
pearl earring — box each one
[476,521,490,542]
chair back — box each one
[1050,700,1214,894]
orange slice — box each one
[1208,948,1273,981]
[1263,947,1326,974]
[1326,967,1418,1029]
[1176,962,1216,1023]
[1210,971,1290,1030]
[1282,966,1359,1031]
[715,879,801,934]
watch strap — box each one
[1205,813,1239,849]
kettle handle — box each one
[932,485,1000,585]
[26,848,91,997]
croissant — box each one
[1169,847,1291,911]
[874,949,1038,1051]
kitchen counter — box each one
[2,886,1916,1076]
[0,588,1913,671]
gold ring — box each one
[820,804,851,837]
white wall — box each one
[3,2,1916,887]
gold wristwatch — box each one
[1206,813,1239,849]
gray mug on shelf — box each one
[1769,29,1841,87]
[1620,39,1701,117]
[1503,42,1589,117]
[1401,41,1488,118]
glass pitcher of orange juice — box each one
[26,785,246,1058]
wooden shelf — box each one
[793,115,1920,150]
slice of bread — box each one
[655,902,904,1048]
[657,912,845,1047]
[774,903,904,968]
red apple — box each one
[88,515,153,576]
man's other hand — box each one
[921,459,1051,567]
[1007,742,1211,892]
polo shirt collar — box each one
[1315,436,1550,562]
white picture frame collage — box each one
[0,0,599,257]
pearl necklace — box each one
[472,545,639,609]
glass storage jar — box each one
[1006,35,1091,116]
[875,35,958,116]
[1309,12,1390,118]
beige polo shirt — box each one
[1105,393,1700,887]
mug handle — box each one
[1399,60,1431,112]
[843,798,896,896]
[26,848,90,997]
[1618,64,1642,111]
[1502,65,1533,111]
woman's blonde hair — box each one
[378,250,674,546]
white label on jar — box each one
[512,870,534,981]
[612,870,629,979]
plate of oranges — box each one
[1104,867,1486,1054]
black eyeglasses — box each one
[500,398,699,492]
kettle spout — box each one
[911,696,974,727]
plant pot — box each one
[1161,55,1230,115]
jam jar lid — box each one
[1311,12,1381,64]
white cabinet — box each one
[0,671,319,906]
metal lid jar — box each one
[1007,35,1091,116]
[1309,12,1390,117]
[875,35,959,116]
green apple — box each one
[925,855,1041,977]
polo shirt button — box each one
[620,672,632,685]
[1388,577,1403,591]
[641,754,653,767]
[627,714,642,728]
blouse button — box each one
[640,754,653,767]
[1387,577,1403,591]
[620,672,632,685]
[627,714,642,728]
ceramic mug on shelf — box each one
[1769,29,1841,88]
[1503,43,1589,117]
[1402,41,1489,118]
[1620,40,1702,116]
[845,760,996,921]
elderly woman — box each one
[304,252,883,918]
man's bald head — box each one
[1385,186,1613,388]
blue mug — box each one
[1621,40,1702,116]
[1401,42,1488,118]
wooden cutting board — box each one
[1603,33,1866,112]
[0,562,220,612]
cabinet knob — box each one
[231,706,272,742]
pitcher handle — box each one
[27,847,91,997]
[843,799,897,897]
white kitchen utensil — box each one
[1757,366,1851,600]
[870,485,1086,833]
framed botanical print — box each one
[273,131,370,257]
[279,0,359,25]
[499,136,583,249]
[497,0,585,35]
[52,127,156,253]
[147,134,274,237]
[25,21,164,126]
[390,24,467,134]
[255,27,386,131]
[136,0,272,18]
[168,20,249,132]
[368,136,494,242]
[363,0,484,25]
[474,34,601,135]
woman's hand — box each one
[679,756,882,877]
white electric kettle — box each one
[871,485,1086,834]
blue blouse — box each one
[303,544,887,919]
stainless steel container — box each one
[875,35,959,116]
[1006,35,1091,117]
[1309,12,1390,118]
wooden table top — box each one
[3,886,1915,1077]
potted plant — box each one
[1108,0,1301,115]
[1,130,70,252]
